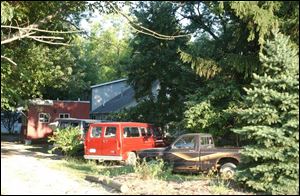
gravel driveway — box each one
[1,140,117,195]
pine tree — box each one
[232,31,299,194]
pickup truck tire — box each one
[125,152,137,166]
[220,162,236,179]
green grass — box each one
[49,157,135,178]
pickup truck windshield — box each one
[173,135,197,150]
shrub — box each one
[48,126,83,156]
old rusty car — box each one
[137,133,242,177]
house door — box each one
[102,126,119,156]
[85,125,103,156]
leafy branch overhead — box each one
[179,49,221,79]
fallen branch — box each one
[85,175,129,193]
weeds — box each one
[134,158,165,180]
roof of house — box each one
[90,78,128,89]
[91,87,135,114]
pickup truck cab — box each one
[137,133,241,177]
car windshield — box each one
[173,135,197,150]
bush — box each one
[48,126,83,156]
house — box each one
[22,99,90,143]
[90,78,160,120]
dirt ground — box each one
[1,137,118,195]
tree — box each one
[232,31,299,194]
[41,16,132,101]
[126,1,201,130]
[1,110,21,134]
[178,1,299,145]
[1,1,89,110]
[1,1,126,109]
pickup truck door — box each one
[199,136,217,171]
[164,135,200,172]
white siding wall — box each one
[91,81,129,112]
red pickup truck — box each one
[137,133,242,177]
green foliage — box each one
[1,1,132,108]
[1,2,14,24]
[134,158,165,180]
[229,1,281,47]
[184,78,243,146]
[232,31,299,195]
[126,2,200,131]
[1,43,74,109]
[179,49,221,79]
[1,1,89,110]
[42,16,132,100]
[177,1,298,147]
[48,127,83,157]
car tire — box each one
[220,162,236,179]
[125,152,137,166]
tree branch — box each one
[108,1,192,40]
[30,37,69,46]
[1,32,36,45]
[1,55,17,66]
[1,25,83,34]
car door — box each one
[164,134,200,172]
[140,127,154,148]
[102,126,120,156]
[85,125,103,156]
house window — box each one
[39,113,50,123]
[59,113,70,119]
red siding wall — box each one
[25,101,90,140]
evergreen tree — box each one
[232,31,299,194]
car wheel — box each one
[125,152,137,166]
[220,162,236,179]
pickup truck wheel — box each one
[125,152,137,166]
[220,163,236,179]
